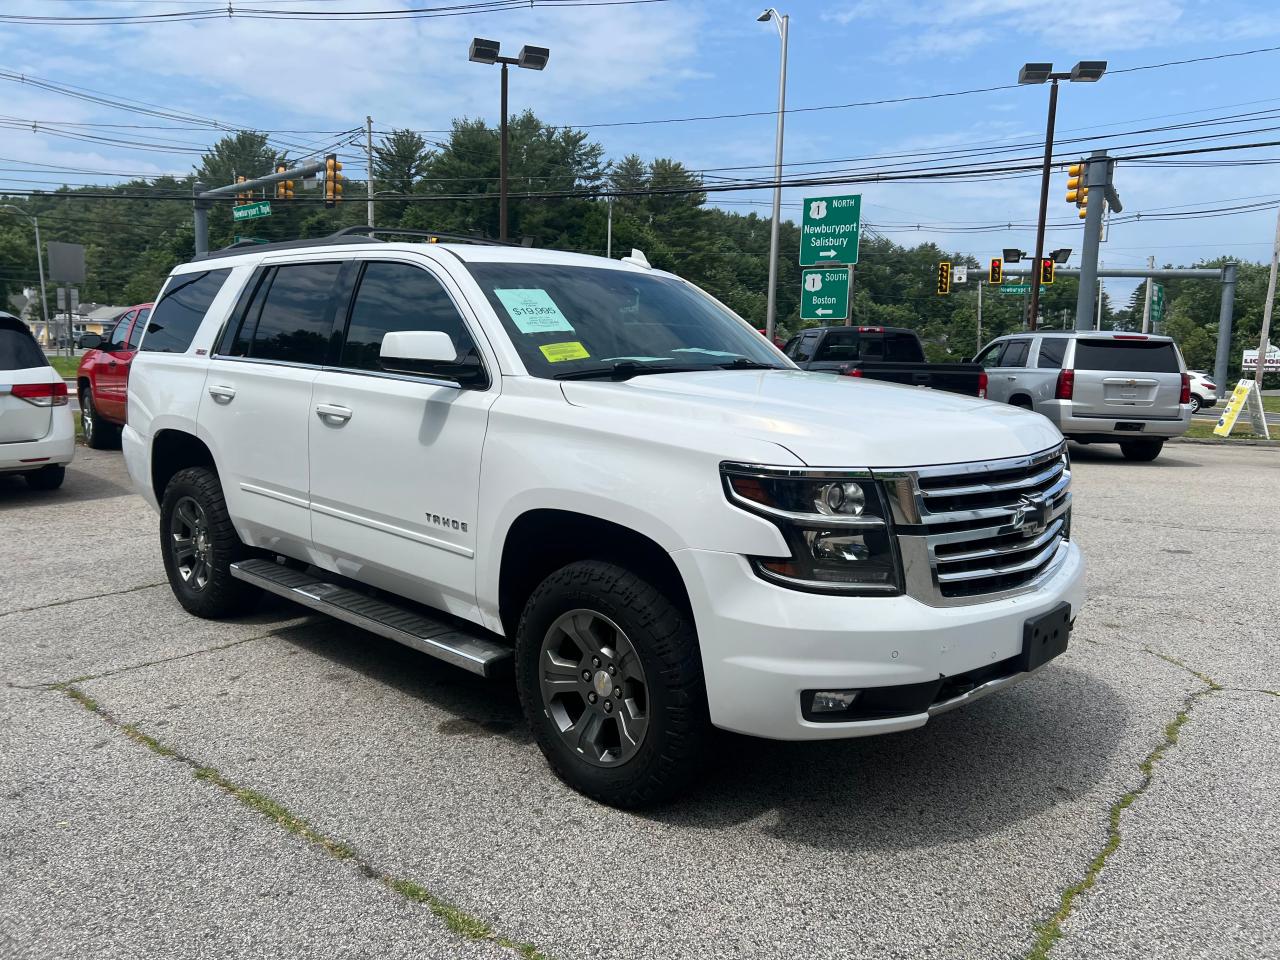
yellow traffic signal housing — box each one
[235,175,250,204]
[937,261,951,296]
[988,258,1003,285]
[324,154,344,208]
[274,164,295,200]
[1040,258,1055,285]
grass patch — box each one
[48,355,79,378]
[1023,653,1221,960]
[1184,421,1266,440]
[1263,396,1279,415]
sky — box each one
[2,0,1280,307]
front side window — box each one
[792,332,820,362]
[974,342,1004,369]
[106,314,133,351]
[141,269,231,354]
[466,262,785,379]
[339,261,477,372]
[242,262,342,366]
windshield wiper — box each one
[554,361,705,382]
[715,358,777,370]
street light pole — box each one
[1,205,51,345]
[469,38,549,243]
[1027,78,1059,332]
[759,7,789,343]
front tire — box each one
[159,466,260,618]
[514,560,709,808]
[1120,438,1164,462]
[25,465,66,490]
[80,390,118,449]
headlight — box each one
[720,464,902,596]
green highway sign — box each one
[1151,283,1165,324]
[800,194,861,267]
[800,267,850,321]
[232,200,272,222]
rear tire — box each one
[1120,438,1164,462]
[159,466,260,618]
[1189,395,1202,414]
[80,390,119,449]
[24,465,66,490]
[514,560,709,808]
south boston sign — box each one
[800,194,861,267]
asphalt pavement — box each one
[2,442,1277,960]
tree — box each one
[372,129,433,223]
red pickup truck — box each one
[76,302,151,448]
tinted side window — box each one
[1001,339,1030,367]
[0,326,47,370]
[782,336,800,359]
[792,332,819,363]
[974,343,1003,368]
[127,309,149,348]
[884,333,923,363]
[1037,338,1067,369]
[141,270,231,353]
[106,315,133,351]
[248,262,342,365]
[339,262,475,372]
[814,331,861,362]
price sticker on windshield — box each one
[495,288,575,335]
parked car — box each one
[1187,370,1218,412]
[123,230,1084,806]
[783,325,987,397]
[75,302,152,448]
[974,331,1192,461]
[0,312,74,489]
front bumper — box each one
[0,408,75,473]
[672,541,1085,740]
[1039,400,1192,439]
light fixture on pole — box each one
[1018,59,1106,330]
[469,37,550,241]
[1050,248,1072,264]
[0,204,51,346]
[1003,248,1027,263]
[758,7,789,343]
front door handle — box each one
[315,403,352,424]
[207,384,236,403]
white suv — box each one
[124,229,1085,806]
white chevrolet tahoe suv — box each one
[124,228,1085,807]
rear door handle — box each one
[207,385,236,403]
[315,403,352,424]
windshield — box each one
[466,262,787,379]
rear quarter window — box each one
[1075,339,1180,373]
[140,269,232,354]
[0,325,47,371]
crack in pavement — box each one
[53,683,549,960]
[1023,649,1223,960]
[0,580,168,619]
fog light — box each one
[810,689,861,713]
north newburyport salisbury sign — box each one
[800,194,861,267]
[800,267,850,321]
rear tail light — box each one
[1204,381,1216,390]
[841,367,864,378]
[1055,369,1075,400]
[1180,372,1191,405]
[977,370,988,399]
[11,381,69,407]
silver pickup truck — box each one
[975,331,1192,461]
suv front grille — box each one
[893,443,1071,605]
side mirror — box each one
[379,331,487,388]
[80,334,103,350]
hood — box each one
[560,369,1064,468]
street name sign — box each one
[999,284,1032,295]
[800,194,861,266]
[800,267,850,321]
[232,201,272,222]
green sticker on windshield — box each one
[540,341,590,363]
[495,288,575,334]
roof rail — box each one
[330,226,525,247]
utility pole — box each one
[1096,271,1104,329]
[1026,78,1060,332]
[1255,206,1280,390]
[760,8,789,343]
[499,61,509,241]
[1141,254,1155,333]
[976,279,983,352]
[366,116,375,229]
[606,195,613,259]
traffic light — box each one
[1040,258,1055,285]
[1066,161,1089,219]
[274,164,295,201]
[235,175,251,204]
[324,154,344,207]
[937,261,951,296]
[988,258,1003,285]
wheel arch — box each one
[151,428,217,503]
[498,509,693,639]
[1009,393,1034,408]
